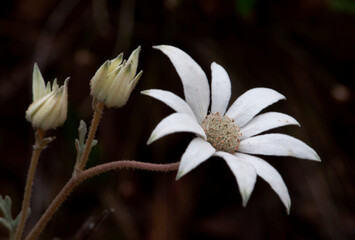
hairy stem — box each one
[25,160,179,240]
[76,101,104,172]
[14,129,45,240]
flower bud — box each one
[25,64,69,131]
[90,46,143,108]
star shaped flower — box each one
[142,45,321,213]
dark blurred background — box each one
[0,0,354,239]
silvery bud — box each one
[90,46,143,108]
[25,64,69,131]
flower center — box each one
[201,112,241,153]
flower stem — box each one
[76,101,104,172]
[14,129,45,240]
[24,160,179,240]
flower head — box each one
[143,45,321,213]
[90,46,143,108]
[26,63,69,131]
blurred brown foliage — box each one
[0,0,354,239]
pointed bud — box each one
[90,46,143,108]
[26,65,69,131]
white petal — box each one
[239,133,321,161]
[153,45,210,124]
[226,88,285,128]
[177,138,215,180]
[211,62,231,115]
[240,112,300,140]
[141,89,196,119]
[147,113,206,145]
[215,151,257,207]
[235,153,291,214]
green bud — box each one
[26,64,69,131]
[90,46,143,108]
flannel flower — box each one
[143,45,321,213]
[26,64,69,131]
[90,46,142,108]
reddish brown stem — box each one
[76,101,104,172]
[25,160,179,240]
[14,129,45,240]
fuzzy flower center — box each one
[201,112,241,153]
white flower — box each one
[142,45,321,214]
[26,63,69,131]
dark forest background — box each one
[0,0,354,239]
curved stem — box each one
[76,101,104,172]
[25,160,179,240]
[14,129,45,240]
